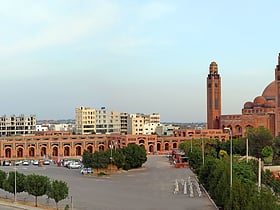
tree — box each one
[3,171,26,200]
[247,126,273,158]
[272,136,280,164]
[92,150,110,172]
[123,143,147,170]
[188,147,202,172]
[25,174,50,207]
[47,180,69,210]
[261,146,273,164]
[0,170,7,188]
[82,150,94,168]
[113,149,126,169]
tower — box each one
[207,61,221,129]
[275,53,280,136]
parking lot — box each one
[0,156,217,210]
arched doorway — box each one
[76,146,82,156]
[41,147,46,157]
[17,147,23,158]
[64,146,70,156]
[139,139,145,144]
[173,143,177,149]
[164,143,169,151]
[5,148,11,158]
[87,145,93,153]
[99,145,105,151]
[157,143,161,151]
[52,146,58,157]
[149,144,154,153]
[29,147,35,157]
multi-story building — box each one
[120,112,128,134]
[127,113,161,135]
[144,113,160,125]
[0,115,36,136]
[95,107,120,134]
[127,113,145,135]
[75,106,96,135]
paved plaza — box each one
[0,156,217,210]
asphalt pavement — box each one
[0,156,218,210]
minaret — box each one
[207,61,221,129]
[275,53,280,136]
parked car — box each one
[22,160,29,166]
[33,160,39,165]
[15,160,22,166]
[2,160,11,166]
[80,167,93,174]
[43,159,51,165]
[68,161,82,169]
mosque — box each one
[207,53,280,138]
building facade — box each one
[75,106,96,135]
[95,107,120,134]
[0,115,36,136]
[0,129,228,162]
[207,53,280,137]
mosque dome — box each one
[264,100,275,108]
[262,81,275,100]
[244,101,254,109]
[253,96,266,107]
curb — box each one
[0,201,44,210]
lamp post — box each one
[202,133,205,166]
[109,143,113,173]
[224,127,232,188]
[14,166,17,202]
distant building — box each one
[36,124,48,132]
[155,124,178,136]
[120,112,128,134]
[0,115,36,136]
[75,106,96,135]
[95,107,120,134]
[49,123,75,132]
[127,113,161,135]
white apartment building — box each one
[36,124,48,131]
[49,123,75,132]
[75,106,96,135]
[0,115,36,136]
[95,107,120,134]
[127,113,161,135]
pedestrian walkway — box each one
[0,200,44,210]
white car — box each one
[43,159,51,165]
[33,160,39,165]
[68,161,82,169]
[81,167,93,174]
[22,160,29,166]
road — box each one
[0,156,217,210]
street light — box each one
[109,142,113,173]
[224,127,232,188]
[201,133,205,166]
[14,166,17,202]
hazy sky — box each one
[0,0,279,122]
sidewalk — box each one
[0,200,44,210]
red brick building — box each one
[207,53,280,137]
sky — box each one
[0,0,279,122]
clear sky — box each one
[0,0,279,122]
